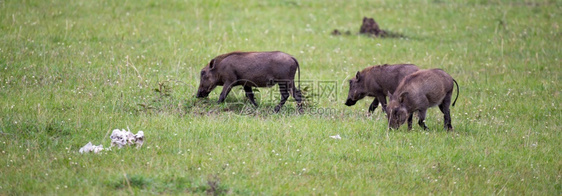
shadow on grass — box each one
[332,29,409,39]
[106,174,231,195]
[129,81,339,118]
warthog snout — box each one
[344,98,357,106]
[387,107,409,130]
[196,90,209,98]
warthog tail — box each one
[452,79,459,107]
[291,57,301,91]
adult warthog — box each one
[196,51,303,112]
[386,69,459,131]
[345,64,419,113]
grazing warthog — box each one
[386,69,459,131]
[196,51,302,112]
[345,64,419,113]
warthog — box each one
[196,51,302,112]
[345,64,419,113]
[386,69,459,131]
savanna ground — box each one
[1,0,560,195]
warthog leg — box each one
[378,95,389,114]
[291,82,303,113]
[407,113,414,130]
[218,82,233,104]
[368,98,379,113]
[244,86,258,107]
[274,81,290,112]
[417,109,429,130]
[439,96,453,131]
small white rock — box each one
[110,128,145,148]
[79,142,104,154]
[329,134,342,140]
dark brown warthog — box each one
[196,51,302,112]
[386,69,459,131]
[345,64,419,113]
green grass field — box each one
[1,0,560,195]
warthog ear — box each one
[355,71,361,81]
[398,92,409,103]
[209,59,216,70]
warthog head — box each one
[196,59,221,98]
[386,92,409,129]
[345,71,368,106]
